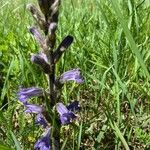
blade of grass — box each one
[112,68,137,123]
[114,122,130,150]
[77,122,83,150]
[0,143,14,150]
[96,124,107,143]
[1,57,15,103]
[107,112,130,150]
[110,0,150,80]
[61,137,68,150]
[10,131,21,150]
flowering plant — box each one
[17,0,83,149]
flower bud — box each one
[53,35,73,63]
[31,54,50,74]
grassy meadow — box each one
[0,0,150,149]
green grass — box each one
[0,0,150,149]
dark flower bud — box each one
[46,23,57,49]
[50,0,60,23]
[31,53,50,74]
[49,22,57,34]
[53,35,73,63]
[29,27,43,42]
[66,101,80,112]
[26,4,46,32]
[38,0,52,20]
[29,27,47,50]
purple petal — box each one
[56,103,68,115]
[60,113,76,125]
[36,114,48,128]
[34,128,51,150]
[56,103,76,125]
[17,87,44,103]
[59,69,84,84]
[66,101,80,112]
[25,104,43,114]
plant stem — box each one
[48,47,61,150]
[48,51,56,107]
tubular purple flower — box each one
[36,114,48,128]
[34,128,51,150]
[17,87,44,103]
[25,104,43,114]
[56,103,76,125]
[59,69,84,84]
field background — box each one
[0,0,150,149]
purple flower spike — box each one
[56,103,76,125]
[17,87,44,103]
[59,69,84,84]
[34,128,51,150]
[66,101,80,112]
[25,104,43,114]
[36,114,48,128]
